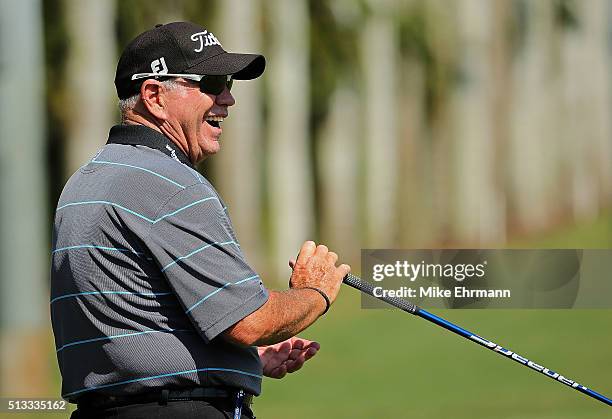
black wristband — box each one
[302,287,331,315]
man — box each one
[51,22,350,419]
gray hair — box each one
[118,79,185,121]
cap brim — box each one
[186,52,265,80]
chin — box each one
[201,143,221,157]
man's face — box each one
[163,79,235,162]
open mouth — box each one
[205,115,224,128]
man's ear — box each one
[140,80,169,120]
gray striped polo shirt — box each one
[50,124,269,402]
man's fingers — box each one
[304,347,318,360]
[296,241,316,266]
[290,338,304,350]
[326,252,338,265]
[260,338,321,379]
[284,348,300,362]
[288,345,317,363]
[285,355,306,373]
[337,263,351,278]
[306,341,321,351]
[285,361,303,373]
[314,244,328,259]
[277,341,291,356]
[290,241,347,305]
[269,365,287,379]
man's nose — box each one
[216,87,235,107]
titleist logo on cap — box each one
[190,31,222,52]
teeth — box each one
[205,116,225,122]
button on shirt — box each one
[50,124,269,401]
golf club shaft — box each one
[342,273,612,407]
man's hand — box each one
[258,337,320,379]
[289,241,350,310]
[223,241,349,347]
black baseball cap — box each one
[115,21,265,99]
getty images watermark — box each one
[361,249,612,309]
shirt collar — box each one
[106,124,194,169]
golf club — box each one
[342,273,612,407]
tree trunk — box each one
[0,0,49,395]
[398,51,428,247]
[318,84,360,266]
[266,0,314,282]
[509,0,561,232]
[64,0,116,176]
[217,0,265,274]
[489,0,512,245]
[451,0,506,244]
[560,0,612,220]
[423,0,457,245]
[362,0,400,247]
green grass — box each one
[509,210,612,248]
[254,213,612,418]
[255,292,611,418]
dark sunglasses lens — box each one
[200,76,232,95]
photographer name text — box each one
[372,285,511,299]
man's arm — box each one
[223,241,350,346]
[223,288,326,346]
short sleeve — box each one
[146,184,269,341]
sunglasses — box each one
[131,73,233,95]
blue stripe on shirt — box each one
[62,367,262,398]
[56,328,193,352]
[91,159,186,189]
[56,197,220,224]
[161,240,237,272]
[185,275,260,313]
[50,291,173,304]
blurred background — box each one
[0,0,610,417]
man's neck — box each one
[122,111,196,164]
